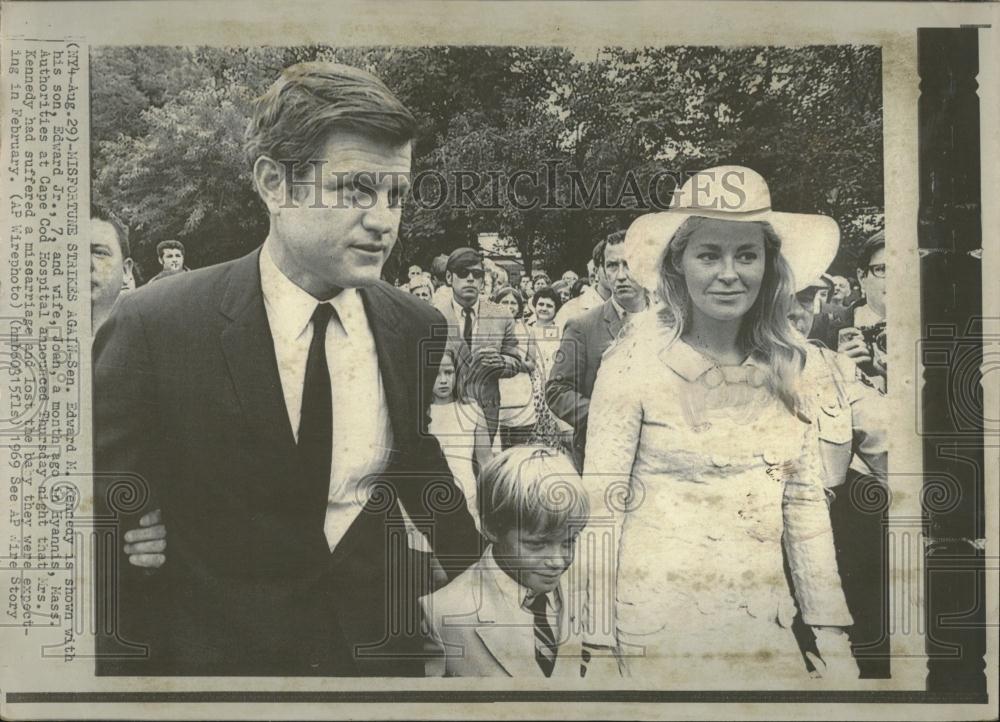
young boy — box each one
[422,445,592,678]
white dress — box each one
[581,325,853,687]
[428,400,485,529]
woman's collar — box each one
[657,336,766,382]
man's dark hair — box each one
[244,62,416,178]
[91,203,131,259]
[857,230,885,272]
[532,286,563,314]
[570,278,589,298]
[430,253,449,283]
[156,240,185,259]
[593,229,626,268]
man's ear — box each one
[253,155,291,214]
[445,270,454,287]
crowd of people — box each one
[91,60,889,684]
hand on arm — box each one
[124,508,167,569]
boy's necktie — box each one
[527,592,558,677]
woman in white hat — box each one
[580,166,857,685]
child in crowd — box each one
[426,345,493,527]
[422,446,597,677]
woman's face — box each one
[433,354,456,400]
[557,287,571,304]
[535,296,557,323]
[498,293,519,317]
[678,219,767,325]
[411,285,431,302]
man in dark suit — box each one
[545,231,647,470]
[433,247,525,443]
[93,62,480,677]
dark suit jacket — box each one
[93,249,480,676]
[544,299,623,469]
[433,297,524,411]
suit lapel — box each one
[474,564,542,677]
[603,299,623,345]
[219,249,297,464]
[359,285,410,451]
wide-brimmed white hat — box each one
[624,165,839,293]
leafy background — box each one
[91,45,883,283]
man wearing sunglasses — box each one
[837,230,887,392]
[436,247,525,442]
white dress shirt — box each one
[259,241,394,551]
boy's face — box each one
[493,526,580,595]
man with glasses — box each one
[436,247,525,443]
[837,231,887,392]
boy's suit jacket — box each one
[422,547,587,678]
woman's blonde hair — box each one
[477,446,589,542]
[655,215,808,414]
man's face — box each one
[858,247,886,319]
[519,276,533,294]
[595,259,611,295]
[160,248,184,271]
[832,277,850,302]
[561,270,578,284]
[532,276,549,292]
[267,129,411,298]
[789,288,821,336]
[91,219,131,311]
[603,242,642,305]
[408,265,423,280]
[588,261,599,288]
[448,266,484,305]
[493,526,579,596]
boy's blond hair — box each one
[477,445,589,542]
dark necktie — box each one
[462,307,473,349]
[527,592,558,677]
[298,303,335,510]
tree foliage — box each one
[91,44,883,281]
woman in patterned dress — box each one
[580,167,857,687]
